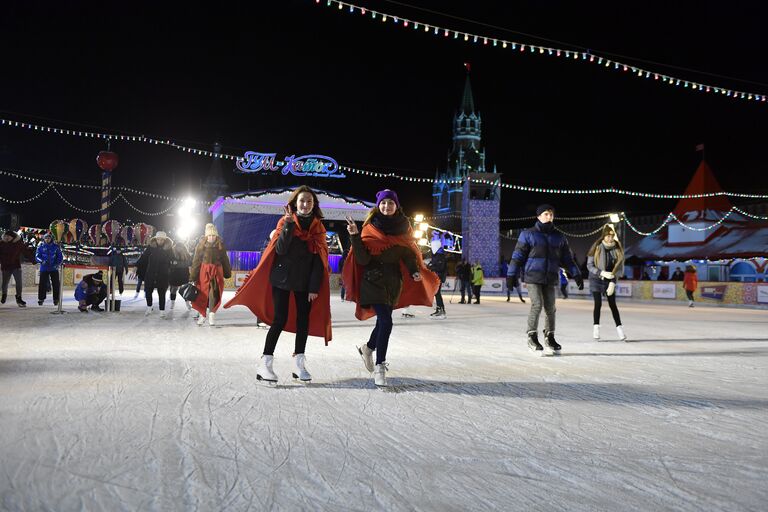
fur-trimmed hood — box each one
[148,236,175,250]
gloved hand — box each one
[606,282,616,296]
[507,275,519,289]
[575,275,584,290]
[600,270,615,280]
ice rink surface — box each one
[1,291,767,511]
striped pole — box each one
[100,170,111,223]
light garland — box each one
[0,183,53,204]
[424,211,614,222]
[315,0,768,106]
[3,120,768,199]
[555,225,605,238]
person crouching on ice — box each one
[507,204,583,356]
[343,189,439,387]
[75,271,107,312]
[190,223,232,326]
[224,185,332,385]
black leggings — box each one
[367,304,394,365]
[263,287,312,355]
[592,291,622,326]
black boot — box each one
[1,293,6,304]
[16,295,26,307]
[527,332,543,352]
[543,330,561,352]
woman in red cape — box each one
[342,189,439,387]
[190,224,232,326]
[224,186,331,385]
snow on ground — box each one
[1,291,767,511]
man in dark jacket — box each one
[456,259,472,304]
[1,230,35,306]
[507,205,583,355]
[135,231,175,317]
[427,240,448,317]
[36,232,63,305]
[107,245,129,295]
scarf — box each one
[342,222,440,321]
[536,221,555,233]
[224,214,332,343]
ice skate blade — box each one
[529,348,545,357]
[256,375,277,387]
[292,373,312,383]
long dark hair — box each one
[287,185,324,219]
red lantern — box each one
[96,151,119,172]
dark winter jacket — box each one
[457,262,471,281]
[270,216,324,293]
[586,240,624,294]
[427,250,447,282]
[107,247,128,274]
[508,221,580,286]
[168,243,192,287]
[74,274,106,301]
[135,236,175,289]
[190,236,232,282]
[0,234,34,270]
[35,240,63,272]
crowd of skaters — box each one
[1,187,705,388]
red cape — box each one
[342,223,440,321]
[224,215,333,343]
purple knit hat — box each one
[375,189,400,208]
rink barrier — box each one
[17,264,768,307]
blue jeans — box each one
[367,304,393,365]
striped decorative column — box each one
[100,171,112,223]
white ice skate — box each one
[357,344,374,373]
[617,325,627,341]
[373,362,389,387]
[593,324,600,340]
[159,309,167,319]
[257,355,278,386]
[208,312,216,326]
[292,354,312,382]
[197,311,207,326]
[144,306,153,317]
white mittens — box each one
[606,282,616,296]
[600,270,615,280]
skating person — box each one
[684,265,698,307]
[0,230,34,307]
[343,189,439,387]
[75,271,107,312]
[587,224,626,341]
[135,231,174,318]
[168,241,192,313]
[107,245,129,295]
[35,232,63,306]
[456,259,472,304]
[224,186,332,385]
[427,240,447,318]
[507,204,583,355]
[471,261,484,304]
[190,224,232,326]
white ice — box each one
[1,292,767,511]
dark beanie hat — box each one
[91,271,103,282]
[375,189,400,208]
[535,204,555,216]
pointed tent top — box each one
[672,159,732,217]
[460,73,476,114]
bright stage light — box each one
[610,213,621,223]
[414,213,424,223]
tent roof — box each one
[672,160,732,217]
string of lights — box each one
[555,225,605,238]
[0,183,53,204]
[314,0,768,106]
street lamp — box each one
[176,197,198,240]
[414,213,424,223]
[609,213,621,223]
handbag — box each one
[179,282,199,302]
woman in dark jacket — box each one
[587,224,626,341]
[168,242,192,312]
[190,224,232,326]
[260,186,327,383]
[343,189,439,387]
[135,231,174,317]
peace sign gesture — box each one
[283,205,293,220]
[345,215,359,235]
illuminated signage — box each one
[236,151,344,178]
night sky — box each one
[1,0,766,230]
